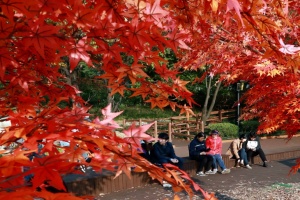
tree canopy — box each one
[0,0,299,199]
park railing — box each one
[119,109,236,142]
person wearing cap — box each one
[205,130,231,174]
[189,132,213,176]
[226,134,252,169]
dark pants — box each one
[247,148,267,164]
[193,155,213,172]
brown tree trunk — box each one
[201,76,222,126]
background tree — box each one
[180,69,236,126]
[177,0,299,138]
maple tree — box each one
[0,0,299,199]
[180,0,300,137]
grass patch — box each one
[116,106,180,120]
[89,105,180,120]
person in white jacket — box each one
[245,132,268,167]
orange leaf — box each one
[174,194,181,200]
[31,166,66,191]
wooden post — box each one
[196,114,199,130]
[219,110,222,122]
[123,119,126,127]
[168,122,172,142]
[139,118,142,126]
[186,123,190,140]
[186,112,190,123]
[201,121,204,132]
[154,121,158,140]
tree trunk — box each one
[201,76,222,126]
[107,87,122,112]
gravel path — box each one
[99,182,300,200]
[98,181,300,200]
[213,182,300,200]
[99,159,300,200]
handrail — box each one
[120,109,236,142]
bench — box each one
[64,149,300,196]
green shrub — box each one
[260,130,286,137]
[207,122,239,139]
[116,106,180,120]
[239,120,286,137]
[239,120,260,133]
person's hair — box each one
[211,130,219,135]
[195,132,206,139]
[249,132,257,138]
[158,132,169,140]
[239,134,246,140]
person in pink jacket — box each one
[205,130,230,174]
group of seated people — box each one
[190,130,268,176]
[226,131,268,168]
[189,130,231,175]
[141,130,268,179]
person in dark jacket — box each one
[246,132,268,167]
[189,132,213,176]
[152,132,183,170]
[140,140,155,163]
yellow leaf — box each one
[268,69,281,77]
[211,0,219,12]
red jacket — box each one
[206,136,222,155]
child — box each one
[189,132,213,176]
[206,130,230,174]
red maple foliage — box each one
[0,0,299,199]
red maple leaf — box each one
[145,96,170,109]
[101,103,123,120]
[164,26,191,51]
[31,165,66,191]
[17,21,60,59]
[155,64,178,80]
[110,83,127,96]
[116,63,149,84]
[143,0,169,27]
[64,38,93,71]
[97,70,120,86]
[0,149,34,177]
[88,17,121,39]
[122,122,155,146]
[0,47,17,80]
[122,16,153,48]
[61,0,100,28]
[0,0,28,22]
[131,83,153,99]
[92,104,123,129]
[95,41,123,66]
